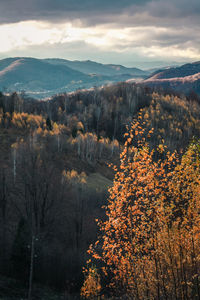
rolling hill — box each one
[143,61,200,95]
[45,58,148,77]
[0,57,98,98]
[0,57,148,98]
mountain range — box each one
[0,57,149,98]
[0,57,199,99]
[144,61,200,95]
[44,58,147,77]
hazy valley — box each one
[0,58,200,101]
[0,57,149,98]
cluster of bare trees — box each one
[70,132,120,163]
[0,136,108,298]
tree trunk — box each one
[28,234,35,300]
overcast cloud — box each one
[0,0,199,68]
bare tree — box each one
[0,167,9,270]
[12,138,58,300]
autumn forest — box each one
[0,82,200,299]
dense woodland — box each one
[82,119,200,299]
[0,83,200,299]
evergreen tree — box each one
[46,116,52,130]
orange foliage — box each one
[82,113,200,299]
[81,265,101,299]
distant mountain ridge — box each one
[1,57,199,98]
[0,57,149,98]
[143,61,200,95]
[45,58,147,76]
[148,61,200,80]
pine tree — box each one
[46,116,52,130]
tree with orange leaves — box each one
[81,113,200,299]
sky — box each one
[0,0,199,69]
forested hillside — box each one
[144,61,200,96]
[0,83,200,299]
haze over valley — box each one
[0,57,150,98]
[1,57,200,99]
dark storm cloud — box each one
[147,0,200,19]
[121,0,200,29]
[0,0,198,25]
[0,0,150,24]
